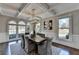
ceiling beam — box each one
[15,3,27,16]
[18,3,27,12]
[16,3,31,17]
[39,3,56,15]
[40,3,50,9]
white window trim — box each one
[8,20,26,40]
[58,14,73,41]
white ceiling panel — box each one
[0,3,79,21]
[0,3,22,10]
[38,11,54,19]
[17,13,30,20]
[0,8,17,17]
[22,3,47,15]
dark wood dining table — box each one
[25,35,46,54]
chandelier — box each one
[29,9,41,23]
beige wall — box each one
[0,15,9,43]
[0,15,27,43]
[40,10,79,49]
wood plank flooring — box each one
[52,42,79,55]
[0,41,79,55]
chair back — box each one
[25,36,35,54]
[21,34,25,49]
[37,33,45,38]
[46,37,52,55]
[24,36,29,52]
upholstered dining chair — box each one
[38,39,48,55]
[25,36,36,54]
[37,33,45,38]
[46,37,53,55]
[21,34,25,49]
[24,36,29,53]
[38,37,52,55]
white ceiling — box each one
[0,3,79,21]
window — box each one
[9,25,16,34]
[18,21,26,38]
[35,23,40,33]
[18,21,25,25]
[8,20,26,40]
[8,21,17,39]
[59,17,69,40]
[18,26,25,34]
[9,21,16,24]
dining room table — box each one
[25,35,46,54]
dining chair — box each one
[38,37,52,55]
[38,40,48,55]
[37,33,45,38]
[21,34,25,49]
[25,36,36,54]
[46,37,53,55]
[24,36,29,53]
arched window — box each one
[8,20,16,24]
[18,21,25,25]
[8,21,17,39]
[18,21,26,38]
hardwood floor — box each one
[0,41,79,55]
[0,43,8,55]
[52,42,79,55]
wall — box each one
[53,3,79,15]
[0,15,27,43]
[40,10,79,49]
[54,10,79,49]
[40,17,55,38]
[0,15,9,43]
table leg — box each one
[35,43,38,54]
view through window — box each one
[59,17,69,40]
[8,21,17,39]
[35,23,40,33]
[18,21,26,38]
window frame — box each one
[8,20,26,40]
[18,21,26,34]
[58,15,73,41]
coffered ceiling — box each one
[0,3,79,21]
[0,3,58,21]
